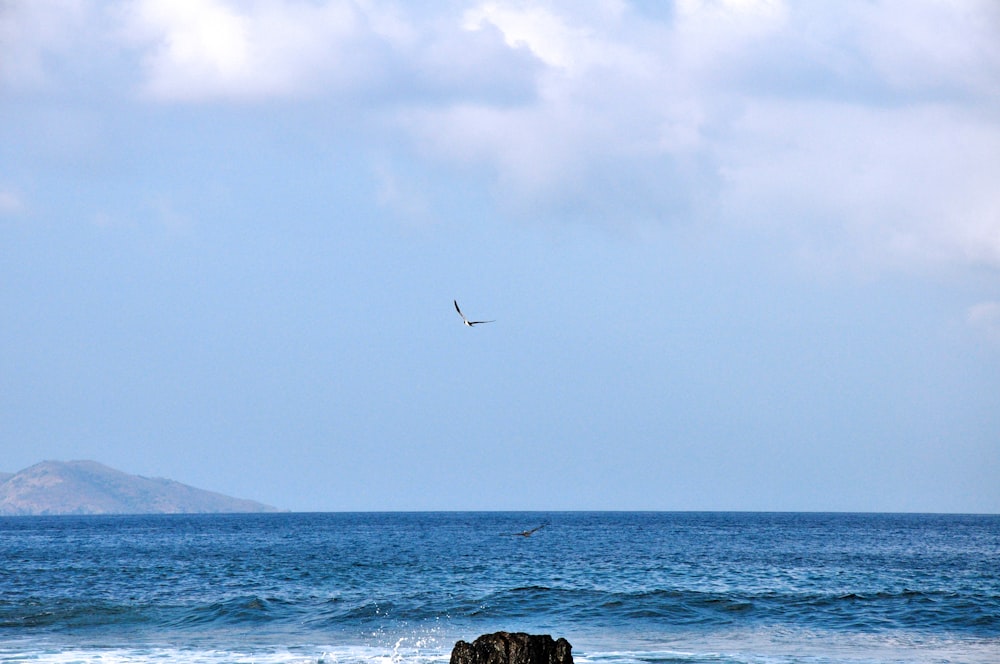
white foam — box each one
[4,633,999,664]
[0,643,453,664]
[570,629,1000,664]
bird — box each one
[510,524,547,537]
[454,300,494,327]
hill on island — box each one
[0,460,280,516]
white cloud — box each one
[4,0,999,272]
[0,0,96,90]
[718,101,1000,267]
[120,0,540,103]
[675,0,789,63]
[463,2,638,73]
[400,0,1000,269]
[122,0,369,101]
[852,0,1000,100]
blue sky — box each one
[2,0,999,512]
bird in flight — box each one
[454,300,494,327]
[509,524,547,537]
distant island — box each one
[0,460,281,516]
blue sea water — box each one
[1,512,997,664]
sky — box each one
[2,0,999,513]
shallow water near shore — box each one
[1,512,997,663]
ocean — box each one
[1,512,997,664]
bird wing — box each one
[469,320,495,325]
[454,300,467,321]
[510,524,546,536]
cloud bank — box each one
[118,0,540,104]
[3,0,999,269]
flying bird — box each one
[454,300,494,327]
[509,524,547,537]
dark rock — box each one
[451,632,573,664]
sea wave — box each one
[2,586,996,635]
[2,513,998,664]
[454,586,1000,632]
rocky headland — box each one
[0,460,280,515]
